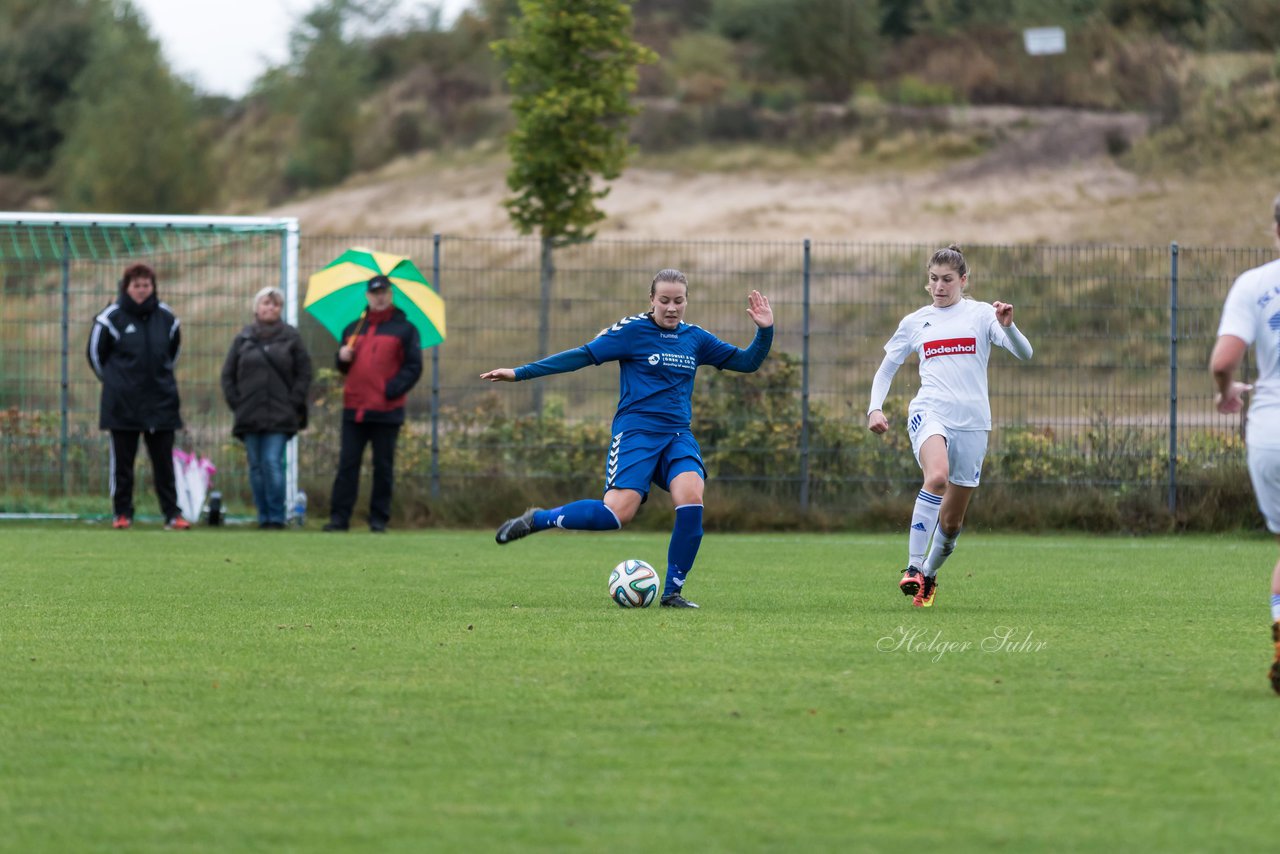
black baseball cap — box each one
[367,275,392,292]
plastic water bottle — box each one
[292,490,307,527]
[207,491,223,526]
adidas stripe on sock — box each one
[909,489,942,568]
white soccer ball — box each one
[608,558,659,608]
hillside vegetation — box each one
[1,1,1279,244]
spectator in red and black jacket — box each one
[323,275,422,532]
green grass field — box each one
[2,525,1276,852]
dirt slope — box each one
[269,107,1269,247]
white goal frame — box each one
[0,212,302,521]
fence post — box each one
[431,234,442,500]
[1168,241,1179,516]
[60,231,70,494]
[799,239,811,512]
[534,235,553,416]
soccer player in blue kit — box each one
[480,269,774,608]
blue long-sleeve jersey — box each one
[515,313,773,434]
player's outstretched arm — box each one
[484,347,596,383]
[747,290,773,328]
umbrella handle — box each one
[345,310,368,350]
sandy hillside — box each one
[270,107,1268,247]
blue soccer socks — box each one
[663,504,704,598]
[909,489,943,568]
[538,500,622,532]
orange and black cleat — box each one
[899,567,923,597]
[913,575,937,608]
[112,515,131,530]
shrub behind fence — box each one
[0,228,1267,531]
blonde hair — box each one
[925,244,971,299]
[927,244,968,278]
[253,286,284,310]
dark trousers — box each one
[329,420,400,528]
[110,429,180,521]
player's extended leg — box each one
[1269,543,1280,695]
[497,429,663,544]
[902,434,948,597]
[495,490,632,545]
[916,483,976,607]
[661,471,705,608]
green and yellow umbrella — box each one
[304,247,445,349]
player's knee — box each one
[605,497,639,526]
[923,472,948,493]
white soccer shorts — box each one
[907,411,988,488]
[1247,443,1280,534]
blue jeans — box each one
[244,432,288,524]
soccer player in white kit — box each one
[867,245,1034,607]
[1209,194,1280,694]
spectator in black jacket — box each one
[323,275,422,532]
[86,262,189,530]
[221,286,313,529]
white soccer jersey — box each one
[1218,257,1280,449]
[883,299,1025,431]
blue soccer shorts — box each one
[604,429,706,499]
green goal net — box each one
[0,213,299,521]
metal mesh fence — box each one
[1,226,1269,522]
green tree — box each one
[53,0,212,212]
[713,0,878,99]
[280,0,378,191]
[493,1,655,413]
[0,0,99,175]
[493,0,656,246]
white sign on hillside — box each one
[1023,27,1066,56]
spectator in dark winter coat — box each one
[221,286,313,529]
[323,275,422,532]
[86,262,189,530]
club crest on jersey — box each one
[923,337,976,358]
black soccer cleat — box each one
[495,507,543,545]
[899,566,923,597]
[1270,621,1280,696]
[660,593,699,609]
